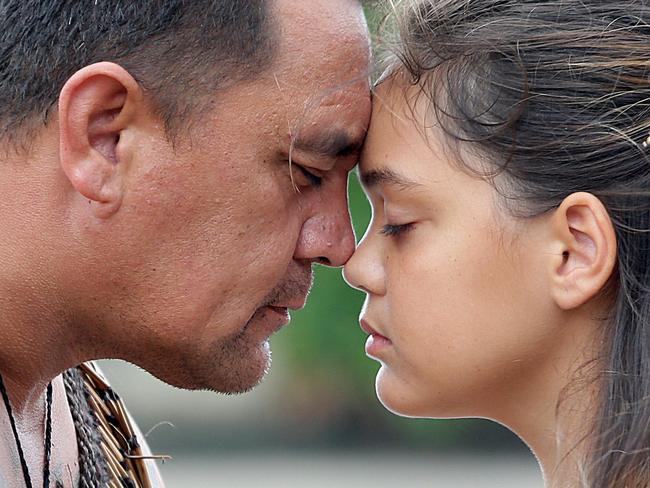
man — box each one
[0,0,371,486]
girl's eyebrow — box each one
[360,167,421,191]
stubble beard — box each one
[204,325,273,395]
[175,264,313,394]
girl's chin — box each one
[375,367,469,419]
[375,367,429,418]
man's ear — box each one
[549,192,617,310]
[58,62,142,218]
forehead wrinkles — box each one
[269,71,369,151]
[264,2,371,151]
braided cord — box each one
[62,368,108,487]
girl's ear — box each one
[548,192,617,310]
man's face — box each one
[74,0,371,392]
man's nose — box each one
[293,197,356,268]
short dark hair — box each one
[0,1,275,138]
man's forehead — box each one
[276,74,371,161]
[271,0,370,82]
[273,0,368,46]
[293,128,364,159]
[265,73,370,162]
[263,0,372,161]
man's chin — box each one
[149,338,273,394]
[206,340,273,395]
[141,305,288,393]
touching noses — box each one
[343,228,384,296]
[293,186,356,267]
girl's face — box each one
[344,81,565,419]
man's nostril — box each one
[318,256,332,266]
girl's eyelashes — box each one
[380,223,415,237]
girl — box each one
[344,1,650,486]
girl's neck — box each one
[500,315,602,488]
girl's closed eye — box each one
[380,222,415,237]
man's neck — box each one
[0,133,87,486]
[0,291,81,414]
[0,374,80,488]
[0,132,85,414]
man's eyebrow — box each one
[293,129,364,159]
[359,168,421,190]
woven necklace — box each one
[0,374,53,488]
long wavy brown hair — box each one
[383,1,650,486]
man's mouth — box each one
[268,295,309,312]
[244,305,292,339]
[264,305,291,322]
[249,293,310,337]
[263,294,308,324]
[250,267,313,336]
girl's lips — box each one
[365,334,392,357]
[360,318,389,340]
[360,319,392,357]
